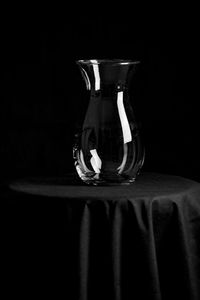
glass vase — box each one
[73,59,145,185]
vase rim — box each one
[76,59,140,65]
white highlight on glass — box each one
[117,144,128,174]
[80,150,92,172]
[117,91,132,144]
[90,149,102,173]
[81,68,91,90]
[91,59,100,91]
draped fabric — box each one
[1,173,200,300]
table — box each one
[1,172,200,300]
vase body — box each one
[73,59,145,185]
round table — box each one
[2,172,200,300]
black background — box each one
[1,8,200,300]
[1,8,199,183]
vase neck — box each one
[77,59,140,92]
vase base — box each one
[77,171,137,186]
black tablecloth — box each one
[1,172,200,300]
